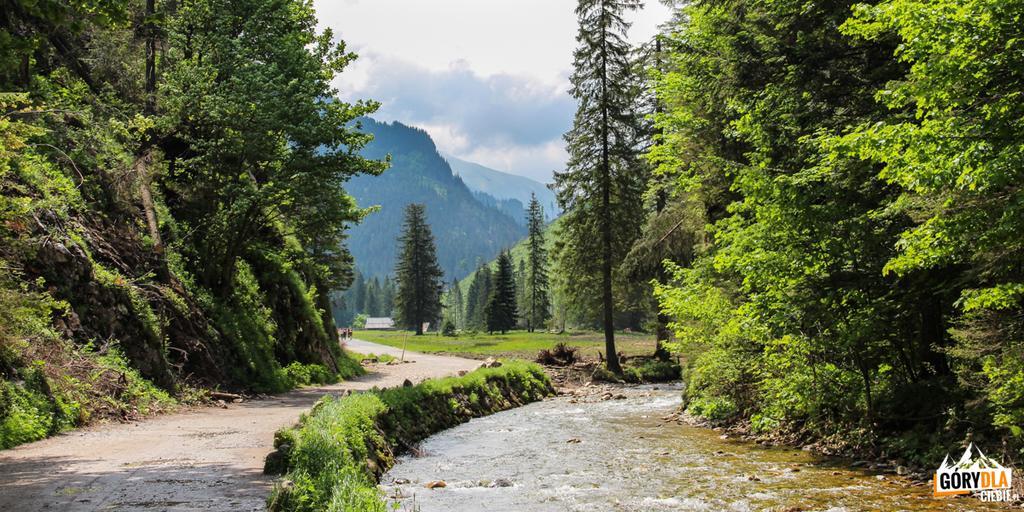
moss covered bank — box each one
[266,361,554,512]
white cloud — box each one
[459,140,568,184]
[315,0,674,182]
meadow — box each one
[352,330,656,360]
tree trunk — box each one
[599,5,621,374]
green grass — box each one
[267,362,553,511]
[353,329,656,360]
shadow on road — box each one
[0,454,268,511]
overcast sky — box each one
[313,0,673,183]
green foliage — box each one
[464,264,493,331]
[441,320,457,337]
[555,0,649,371]
[485,251,518,334]
[1,0,381,449]
[836,0,1024,442]
[648,0,1024,460]
[524,194,551,331]
[443,278,463,331]
[0,364,74,449]
[592,358,679,384]
[282,363,337,388]
[351,314,367,329]
[687,396,738,423]
[268,362,553,511]
[394,203,445,335]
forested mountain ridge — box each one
[444,154,561,222]
[346,119,526,280]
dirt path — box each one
[0,339,478,511]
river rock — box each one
[402,379,413,387]
[567,438,581,444]
[425,480,447,489]
[490,478,513,488]
[393,478,410,485]
[457,370,468,376]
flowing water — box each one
[383,386,1008,511]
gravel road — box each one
[0,339,478,511]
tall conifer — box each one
[525,194,551,332]
[554,0,646,372]
[394,204,444,335]
[486,251,518,334]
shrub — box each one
[688,396,738,422]
[441,320,456,337]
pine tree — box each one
[447,278,464,329]
[486,251,518,334]
[515,258,527,329]
[380,276,396,317]
[365,277,382,316]
[465,264,493,331]
[350,271,366,315]
[554,0,646,372]
[394,204,444,335]
[525,194,551,332]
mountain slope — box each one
[346,119,526,280]
[444,154,561,221]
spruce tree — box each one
[364,277,381,316]
[380,277,396,317]
[394,204,444,335]
[515,258,527,329]
[465,264,493,330]
[525,194,551,332]
[351,270,366,315]
[447,279,464,329]
[554,0,646,372]
[486,251,518,334]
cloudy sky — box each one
[313,0,673,184]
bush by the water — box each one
[266,361,553,511]
[592,359,680,384]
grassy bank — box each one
[354,329,655,360]
[266,361,554,511]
